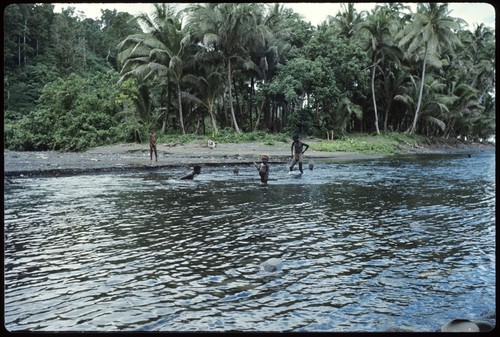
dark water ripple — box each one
[4,151,495,332]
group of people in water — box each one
[149,129,311,184]
[251,134,312,184]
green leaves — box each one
[3,2,495,150]
[5,72,123,151]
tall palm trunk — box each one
[208,100,218,135]
[248,77,254,130]
[410,42,428,134]
[177,82,186,134]
[371,60,380,135]
[254,98,266,131]
[161,73,171,134]
[383,101,392,131]
[227,58,241,133]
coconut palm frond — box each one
[425,116,446,131]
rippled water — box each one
[4,151,496,332]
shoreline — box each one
[4,140,495,178]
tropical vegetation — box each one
[3,3,495,151]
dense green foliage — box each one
[311,132,424,155]
[3,3,495,151]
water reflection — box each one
[4,151,495,332]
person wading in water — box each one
[180,165,201,180]
[289,135,309,173]
[254,154,270,184]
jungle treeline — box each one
[3,3,495,151]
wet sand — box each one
[3,140,494,177]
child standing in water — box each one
[290,134,309,173]
[254,154,270,184]
[149,129,158,162]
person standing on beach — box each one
[290,134,309,173]
[149,129,158,162]
[254,154,270,184]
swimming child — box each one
[180,165,201,180]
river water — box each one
[4,150,496,332]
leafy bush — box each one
[151,130,290,147]
[311,133,404,155]
[211,129,289,144]
[309,132,440,155]
[157,133,200,144]
[4,72,124,151]
[380,131,425,147]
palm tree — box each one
[186,3,265,134]
[461,24,495,101]
[379,64,411,131]
[443,81,482,139]
[359,6,402,134]
[397,2,463,134]
[182,63,225,135]
[328,3,367,39]
[243,3,295,131]
[418,76,453,136]
[395,74,450,136]
[116,42,158,132]
[117,3,191,134]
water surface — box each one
[4,151,496,332]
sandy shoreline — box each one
[3,140,494,177]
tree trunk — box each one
[383,99,392,131]
[253,98,266,131]
[161,112,167,134]
[371,60,380,135]
[177,82,185,134]
[232,76,242,128]
[18,36,21,66]
[227,58,241,133]
[410,42,428,134]
[208,100,218,135]
[248,77,254,130]
[220,95,228,128]
[23,16,28,65]
[161,75,171,134]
